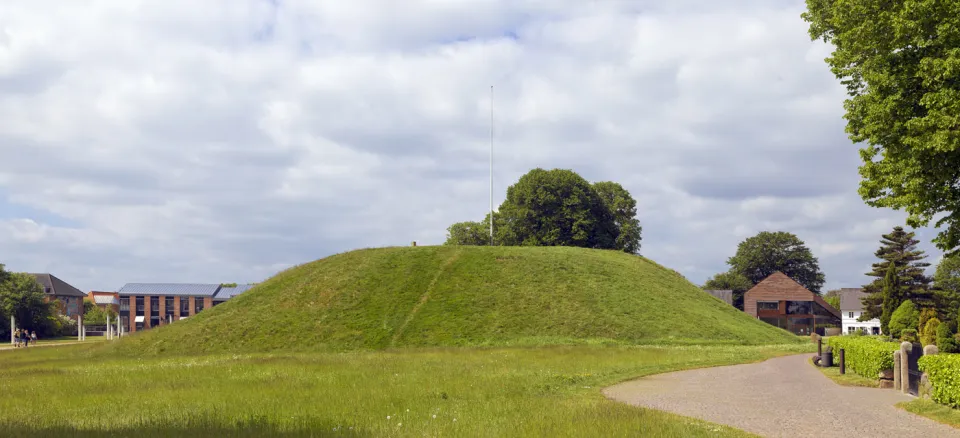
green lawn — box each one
[898,399,960,429]
[0,343,813,437]
[808,358,878,388]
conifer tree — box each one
[880,263,899,335]
[861,226,933,323]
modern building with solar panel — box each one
[115,283,255,333]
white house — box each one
[840,288,882,335]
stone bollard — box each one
[900,342,913,395]
[893,351,901,390]
[924,345,939,356]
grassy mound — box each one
[108,246,799,355]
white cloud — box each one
[0,0,946,292]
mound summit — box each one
[110,246,799,355]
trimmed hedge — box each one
[825,336,899,379]
[919,354,960,408]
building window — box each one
[195,297,205,314]
[150,315,160,328]
[848,326,857,334]
[135,322,144,331]
[135,297,144,315]
[758,301,779,311]
[786,301,813,315]
[849,312,854,318]
[181,297,190,316]
[165,297,175,316]
[150,296,160,313]
[120,297,130,313]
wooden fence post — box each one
[839,348,845,375]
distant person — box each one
[31,331,37,345]
[13,329,19,348]
[22,329,29,348]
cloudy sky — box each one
[0,0,946,293]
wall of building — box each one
[841,309,882,334]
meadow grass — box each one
[108,246,800,356]
[0,343,813,437]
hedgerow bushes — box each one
[918,354,960,408]
[825,336,899,379]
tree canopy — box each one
[933,254,960,325]
[726,231,826,293]
[0,271,55,337]
[802,0,960,256]
[860,226,934,322]
[444,169,642,253]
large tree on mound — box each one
[444,169,642,253]
[802,1,960,256]
[702,271,753,310]
[859,226,933,323]
[592,182,643,254]
[726,231,826,294]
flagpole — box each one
[490,85,494,246]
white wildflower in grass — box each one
[432,414,436,419]
[386,416,391,420]
[398,423,402,427]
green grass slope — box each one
[108,246,800,355]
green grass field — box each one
[104,246,799,356]
[808,358,878,388]
[898,399,960,429]
[0,342,813,437]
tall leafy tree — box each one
[727,231,826,293]
[933,254,960,325]
[592,182,643,253]
[859,226,933,322]
[802,1,960,256]
[0,272,54,335]
[702,271,753,310]
[445,169,642,252]
[498,169,617,249]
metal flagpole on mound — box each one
[490,85,494,245]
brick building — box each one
[117,283,252,333]
[744,272,841,336]
[88,291,120,313]
[30,273,87,319]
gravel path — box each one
[604,354,960,437]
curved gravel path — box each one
[604,354,960,437]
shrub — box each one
[921,318,941,346]
[918,354,960,409]
[919,308,938,337]
[936,323,959,353]
[901,329,919,343]
[889,300,919,339]
[825,336,899,379]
